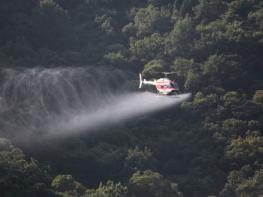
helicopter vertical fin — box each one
[139,73,143,88]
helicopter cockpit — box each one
[170,81,179,88]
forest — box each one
[0,0,263,196]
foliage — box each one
[193,0,226,23]
[104,51,127,67]
[165,16,195,57]
[225,131,263,163]
[130,33,165,62]
[132,4,171,37]
[252,90,263,104]
[0,0,263,197]
[0,138,55,197]
[142,59,166,76]
[129,170,183,197]
[85,181,128,197]
[236,168,263,197]
[125,146,157,171]
[51,175,86,196]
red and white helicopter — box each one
[139,72,180,95]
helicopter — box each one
[139,72,180,95]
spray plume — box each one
[51,92,191,137]
[0,67,191,141]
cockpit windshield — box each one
[170,82,178,89]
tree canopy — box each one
[0,0,262,197]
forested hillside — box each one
[0,0,263,196]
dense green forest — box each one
[0,0,263,196]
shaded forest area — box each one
[0,0,263,196]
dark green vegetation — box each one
[0,0,263,196]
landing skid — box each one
[156,93,180,98]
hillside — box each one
[0,0,263,197]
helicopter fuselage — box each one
[155,78,179,95]
[139,73,180,95]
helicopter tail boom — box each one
[139,73,156,88]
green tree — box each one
[129,170,183,197]
[129,33,165,62]
[221,119,248,139]
[85,181,128,197]
[248,8,263,30]
[236,168,263,197]
[142,59,166,76]
[133,5,171,37]
[252,90,263,104]
[219,165,254,197]
[225,131,263,163]
[125,146,157,171]
[179,0,197,16]
[194,0,226,23]
[0,138,55,197]
[51,174,86,197]
[95,15,116,36]
[184,69,202,91]
[104,51,127,67]
[202,54,245,89]
[165,16,195,57]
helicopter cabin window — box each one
[160,83,177,89]
[170,82,178,88]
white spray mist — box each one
[50,92,191,137]
[0,67,191,141]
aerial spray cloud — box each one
[51,92,191,137]
[0,67,126,138]
[0,67,190,141]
